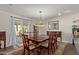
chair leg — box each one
[23,47,30,55]
[0,43,1,49]
[48,48,49,55]
[54,43,57,50]
[48,47,53,55]
[52,45,55,53]
[27,50,30,55]
[23,48,25,55]
[56,43,57,49]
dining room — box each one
[0,4,79,55]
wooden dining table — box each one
[29,35,49,54]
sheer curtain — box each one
[28,20,33,32]
[10,16,17,47]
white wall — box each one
[0,10,28,47]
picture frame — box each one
[48,20,59,30]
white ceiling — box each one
[0,4,79,20]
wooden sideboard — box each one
[0,32,6,49]
[47,31,62,42]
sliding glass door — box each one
[14,19,29,46]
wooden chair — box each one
[52,32,58,50]
[47,32,58,49]
[22,34,36,55]
[48,32,58,54]
[41,32,58,54]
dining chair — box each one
[41,32,58,54]
[22,34,36,55]
[52,32,58,50]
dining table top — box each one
[29,35,49,43]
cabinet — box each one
[0,32,6,49]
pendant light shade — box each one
[35,11,45,27]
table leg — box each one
[36,43,41,55]
[0,42,1,49]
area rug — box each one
[0,42,77,55]
[63,44,77,55]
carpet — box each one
[0,42,77,55]
[63,44,77,55]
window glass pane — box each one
[14,19,29,45]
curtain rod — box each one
[10,16,32,21]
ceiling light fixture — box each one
[58,13,62,16]
[35,11,45,27]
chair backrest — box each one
[22,34,29,49]
[52,32,58,40]
[48,32,57,42]
[48,32,53,54]
[48,32,57,54]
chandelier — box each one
[35,11,45,27]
